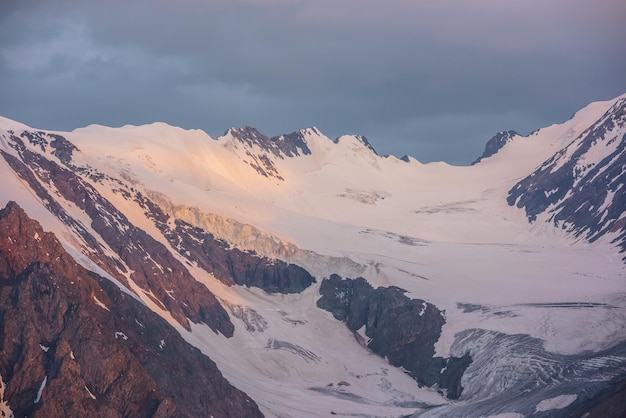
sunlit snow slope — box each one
[1,93,625,417]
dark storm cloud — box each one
[1,0,625,164]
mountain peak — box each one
[0,115,33,132]
[472,130,519,165]
[354,135,378,155]
[224,126,267,144]
[224,125,379,159]
[334,134,379,156]
[270,130,313,157]
[224,126,312,158]
[299,126,323,137]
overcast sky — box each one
[1,0,625,164]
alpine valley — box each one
[1,93,625,417]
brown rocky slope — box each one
[0,201,263,418]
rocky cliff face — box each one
[472,130,518,165]
[226,126,312,159]
[0,201,263,418]
[508,97,626,257]
[317,274,471,399]
[134,192,315,293]
[146,191,364,279]
[224,126,314,181]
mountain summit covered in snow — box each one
[0,93,625,417]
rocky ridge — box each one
[2,131,233,333]
[508,96,626,257]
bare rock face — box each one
[135,192,316,294]
[508,97,626,258]
[227,127,312,158]
[146,191,364,279]
[472,130,518,165]
[0,201,263,418]
[317,274,471,399]
[167,219,315,293]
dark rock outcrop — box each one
[334,134,378,155]
[48,133,78,165]
[134,193,315,294]
[472,130,518,165]
[169,219,315,293]
[317,274,470,398]
[272,130,313,157]
[225,127,316,180]
[225,126,379,180]
[227,126,312,158]
[438,352,472,400]
[0,201,263,418]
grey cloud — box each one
[1,0,625,164]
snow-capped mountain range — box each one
[0,93,625,417]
